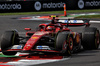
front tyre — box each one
[56,32,73,56]
[1,30,19,55]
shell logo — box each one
[32,37,39,39]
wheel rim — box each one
[76,34,80,43]
[63,41,67,50]
[69,37,73,50]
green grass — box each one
[0,53,19,57]
[0,9,100,16]
[75,15,100,19]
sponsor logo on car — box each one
[32,37,39,39]
[36,46,51,50]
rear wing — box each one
[57,19,90,27]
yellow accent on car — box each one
[50,15,57,17]
[12,31,15,45]
[32,37,39,39]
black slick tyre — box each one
[82,27,99,50]
[56,32,73,56]
[1,30,19,55]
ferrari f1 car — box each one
[0,18,99,56]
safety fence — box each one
[0,0,99,12]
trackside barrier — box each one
[0,1,66,13]
[0,0,99,13]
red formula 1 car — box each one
[0,18,99,56]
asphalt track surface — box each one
[0,15,100,66]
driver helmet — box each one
[46,26,54,31]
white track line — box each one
[90,21,100,23]
[4,57,70,66]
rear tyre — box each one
[82,27,99,50]
[56,32,73,56]
[1,30,19,55]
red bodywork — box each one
[22,22,84,53]
[3,19,90,56]
[24,23,71,52]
